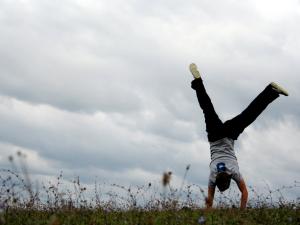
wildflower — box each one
[162,171,172,187]
[198,216,206,224]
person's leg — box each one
[191,78,225,142]
[224,83,288,140]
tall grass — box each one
[0,152,299,224]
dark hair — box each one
[216,172,232,192]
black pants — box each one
[191,79,279,142]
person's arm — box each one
[205,186,215,208]
[237,179,248,209]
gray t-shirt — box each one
[208,137,242,187]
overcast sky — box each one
[0,0,299,200]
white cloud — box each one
[238,116,300,188]
[253,0,300,21]
[0,142,59,175]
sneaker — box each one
[270,82,289,96]
[189,63,201,79]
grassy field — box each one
[1,153,299,225]
[2,206,300,225]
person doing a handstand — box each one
[189,63,288,209]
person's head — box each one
[215,162,232,192]
[215,172,232,192]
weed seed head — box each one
[186,164,191,171]
[162,171,172,187]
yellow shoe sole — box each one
[189,63,201,79]
[270,82,289,96]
